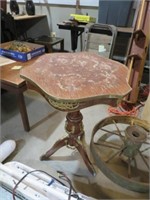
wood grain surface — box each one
[20,52,131,101]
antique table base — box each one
[41,110,95,175]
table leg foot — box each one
[40,137,68,160]
[75,140,96,176]
[40,135,96,175]
[17,92,30,131]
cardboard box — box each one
[70,14,96,23]
[0,41,45,62]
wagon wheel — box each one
[90,116,150,193]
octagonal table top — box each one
[20,52,131,103]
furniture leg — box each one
[46,43,52,53]
[80,33,83,51]
[65,111,95,174]
[74,139,96,175]
[17,92,30,131]
[41,110,95,175]
[71,30,79,51]
[60,39,64,52]
[40,137,68,160]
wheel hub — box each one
[123,125,147,158]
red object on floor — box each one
[108,84,149,116]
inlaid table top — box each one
[20,52,131,103]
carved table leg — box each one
[40,137,68,160]
[17,92,30,132]
[41,110,96,175]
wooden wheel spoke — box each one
[143,142,150,145]
[133,158,137,169]
[127,157,132,178]
[112,120,125,141]
[140,146,150,153]
[94,140,121,150]
[138,150,150,169]
[101,128,125,138]
[105,147,125,163]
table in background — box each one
[0,56,39,131]
[14,15,64,53]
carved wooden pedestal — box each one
[41,111,95,175]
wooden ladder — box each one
[126,0,150,103]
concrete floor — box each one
[1,90,149,199]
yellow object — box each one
[70,14,96,23]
